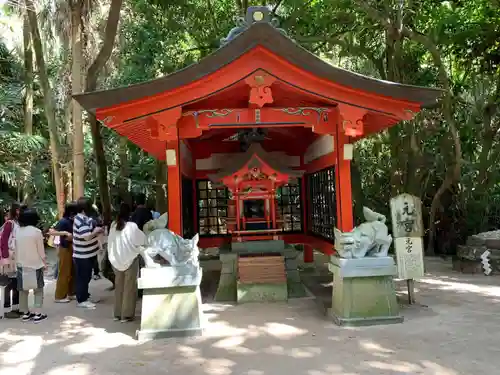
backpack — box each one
[0,220,17,253]
[0,220,18,278]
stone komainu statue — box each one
[141,213,200,273]
[334,207,392,259]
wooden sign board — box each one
[395,237,425,280]
[390,193,424,238]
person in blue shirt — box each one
[49,202,78,303]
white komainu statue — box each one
[334,207,392,259]
[140,213,200,272]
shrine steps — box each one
[214,239,307,302]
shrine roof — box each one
[74,20,442,114]
[207,143,304,183]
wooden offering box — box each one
[238,254,286,284]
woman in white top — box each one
[15,209,47,323]
[108,203,146,322]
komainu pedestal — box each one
[137,266,203,340]
[328,256,403,326]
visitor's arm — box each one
[132,225,147,249]
[0,221,12,258]
[48,228,71,237]
[51,220,72,238]
[36,231,47,266]
[78,227,103,240]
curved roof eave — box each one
[73,22,443,114]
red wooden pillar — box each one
[270,192,276,229]
[166,138,182,235]
[235,192,241,231]
[192,152,198,234]
[303,244,314,263]
[301,155,314,263]
[335,105,365,232]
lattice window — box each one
[276,179,302,232]
[307,168,336,240]
[197,180,229,236]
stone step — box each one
[232,240,285,253]
[238,256,286,284]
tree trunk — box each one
[118,136,131,206]
[72,1,85,199]
[155,159,168,213]
[84,0,123,223]
[22,12,34,205]
[25,0,65,217]
[23,14,33,135]
[64,93,73,201]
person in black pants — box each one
[88,205,102,280]
[73,197,104,309]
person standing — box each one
[14,209,47,322]
[50,202,78,303]
[73,197,103,309]
[108,203,146,322]
[130,194,152,299]
[89,204,103,280]
[0,203,21,318]
[131,194,153,231]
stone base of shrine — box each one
[215,240,306,302]
[327,256,403,327]
[237,282,288,303]
[137,266,203,340]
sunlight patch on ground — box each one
[366,359,423,373]
[45,363,91,375]
[420,360,459,375]
[262,322,307,339]
[264,345,322,358]
[0,361,35,375]
[175,344,236,374]
[358,339,394,358]
[212,336,256,354]
[419,277,500,297]
[64,326,136,355]
[0,335,42,364]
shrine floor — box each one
[1,255,499,375]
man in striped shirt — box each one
[73,197,104,309]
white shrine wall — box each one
[195,151,300,171]
[303,135,334,165]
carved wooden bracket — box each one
[244,72,276,107]
[148,107,182,141]
[337,103,367,137]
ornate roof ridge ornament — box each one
[220,6,288,46]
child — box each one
[14,209,47,322]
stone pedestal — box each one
[137,266,203,340]
[215,253,237,302]
[237,282,288,303]
[328,256,402,326]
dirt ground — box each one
[0,257,499,375]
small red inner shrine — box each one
[208,144,303,237]
[74,6,441,259]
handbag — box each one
[47,235,60,248]
[20,266,38,290]
[0,250,17,277]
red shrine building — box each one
[75,7,441,259]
